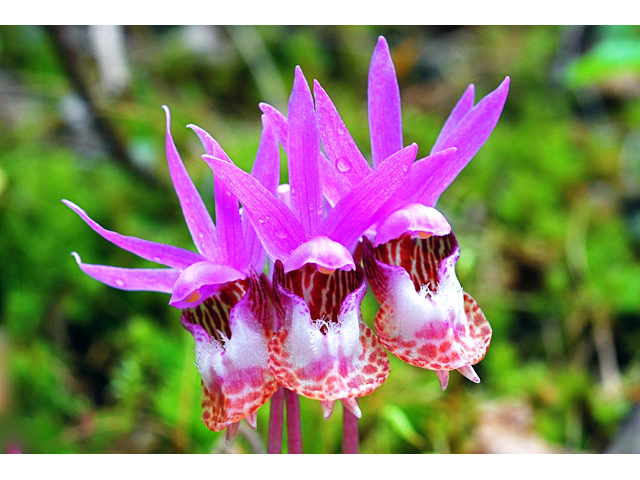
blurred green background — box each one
[1,25,640,454]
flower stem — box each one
[268,387,284,454]
[284,388,303,454]
[342,405,359,454]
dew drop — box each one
[152,256,162,263]
[258,218,265,224]
[274,229,287,240]
[337,127,345,136]
[115,279,125,287]
[402,164,409,173]
[335,156,351,173]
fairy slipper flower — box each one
[203,67,417,417]
[311,36,509,390]
[64,107,280,438]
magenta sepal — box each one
[368,36,403,168]
[163,106,220,262]
[71,252,180,293]
[419,77,510,207]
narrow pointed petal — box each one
[250,115,281,196]
[321,144,417,250]
[431,84,475,154]
[188,124,231,161]
[374,203,451,247]
[183,271,278,432]
[284,236,355,274]
[314,79,372,187]
[63,200,205,269]
[320,400,335,419]
[169,261,245,309]
[269,262,390,401]
[244,114,281,272]
[188,124,245,270]
[457,364,480,383]
[369,148,457,227]
[340,397,362,419]
[368,36,403,168]
[71,252,179,293]
[163,106,220,261]
[435,370,450,391]
[202,155,306,262]
[288,67,323,237]
[320,156,354,207]
[419,77,510,207]
[260,101,349,206]
[362,234,491,374]
[259,102,290,150]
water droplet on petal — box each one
[258,218,265,224]
[115,279,125,287]
[152,256,162,263]
[337,127,345,136]
[402,164,409,173]
[274,229,287,240]
[335,156,351,173]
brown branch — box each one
[45,26,162,190]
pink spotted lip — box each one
[363,234,491,390]
[182,270,280,432]
[268,261,390,405]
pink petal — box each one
[187,124,246,271]
[260,101,349,207]
[362,234,491,378]
[250,115,281,196]
[314,79,372,187]
[368,36,403,168]
[242,115,280,271]
[419,77,510,207]
[269,262,390,401]
[258,102,289,150]
[63,200,205,269]
[202,155,306,261]
[243,114,281,272]
[369,148,457,226]
[163,106,220,261]
[431,84,475,154]
[321,144,417,250]
[71,252,180,293]
[287,66,323,237]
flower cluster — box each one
[65,36,509,444]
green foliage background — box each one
[1,25,640,453]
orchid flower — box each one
[313,36,509,390]
[64,107,281,439]
[203,66,419,419]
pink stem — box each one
[342,405,359,454]
[284,388,303,454]
[268,386,284,454]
